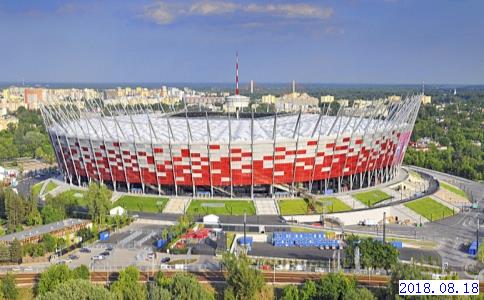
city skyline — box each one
[1,0,483,84]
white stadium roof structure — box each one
[42,95,421,144]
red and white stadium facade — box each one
[41,95,421,197]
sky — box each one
[0,0,483,84]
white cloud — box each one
[188,1,240,15]
[144,2,176,25]
[143,1,334,25]
[244,3,333,20]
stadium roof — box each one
[49,113,401,143]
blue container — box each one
[157,239,167,249]
[391,241,403,249]
[99,231,110,241]
[469,241,478,256]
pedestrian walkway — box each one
[253,198,279,215]
[111,192,123,203]
[163,197,191,214]
[339,194,367,209]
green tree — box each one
[42,234,57,253]
[281,285,300,300]
[317,272,357,300]
[85,183,112,225]
[73,265,90,280]
[388,263,432,300]
[41,204,66,224]
[0,244,11,263]
[222,253,265,300]
[110,266,146,300]
[36,279,113,300]
[9,239,22,264]
[300,280,317,300]
[37,264,73,296]
[1,273,19,300]
[169,273,214,300]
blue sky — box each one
[0,0,483,84]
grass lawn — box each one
[187,200,256,216]
[353,190,392,207]
[44,181,58,194]
[404,197,455,221]
[58,189,87,205]
[290,226,320,232]
[113,195,168,213]
[440,182,468,199]
[31,182,43,197]
[278,197,351,215]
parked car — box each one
[106,246,113,251]
[147,253,156,260]
[91,255,104,261]
[100,251,110,256]
[23,266,33,272]
[161,257,171,263]
[80,248,92,253]
[68,254,79,260]
[260,265,271,271]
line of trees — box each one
[0,107,54,162]
[404,100,483,181]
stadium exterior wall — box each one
[40,95,421,197]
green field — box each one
[187,200,256,216]
[353,190,392,207]
[113,195,168,213]
[44,181,58,193]
[31,182,43,197]
[404,197,454,221]
[31,181,59,197]
[58,189,87,205]
[440,182,468,199]
[278,197,351,215]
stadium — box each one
[40,95,421,198]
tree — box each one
[1,273,19,300]
[36,279,113,300]
[73,265,90,280]
[41,203,66,224]
[388,263,432,300]
[300,280,317,300]
[281,285,300,300]
[110,266,146,300]
[37,264,73,296]
[0,244,11,263]
[85,183,112,225]
[170,273,214,300]
[317,272,357,300]
[222,253,265,300]
[9,239,22,264]
[42,234,57,253]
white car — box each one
[91,255,104,261]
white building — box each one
[320,95,334,103]
[224,95,250,112]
